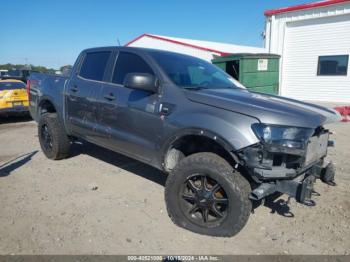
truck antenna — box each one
[117,38,121,46]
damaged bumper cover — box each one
[237,127,336,204]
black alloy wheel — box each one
[180,174,229,227]
[40,124,53,152]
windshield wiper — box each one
[183,86,209,90]
[183,86,240,91]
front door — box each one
[97,51,163,163]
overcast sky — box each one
[0,0,308,69]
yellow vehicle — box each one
[0,79,29,116]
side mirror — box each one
[123,73,158,93]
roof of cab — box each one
[81,46,215,62]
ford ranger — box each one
[28,47,340,237]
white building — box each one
[265,0,350,102]
[125,34,266,62]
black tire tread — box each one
[165,152,251,237]
[38,113,71,160]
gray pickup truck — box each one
[28,47,340,237]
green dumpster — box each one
[212,53,280,94]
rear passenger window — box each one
[79,51,111,81]
[112,52,154,85]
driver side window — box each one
[112,52,154,85]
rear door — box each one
[96,51,163,162]
[65,50,112,139]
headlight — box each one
[252,124,314,149]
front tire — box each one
[165,152,252,237]
[38,113,71,160]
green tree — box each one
[0,63,57,73]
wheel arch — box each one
[38,97,57,115]
[161,128,240,172]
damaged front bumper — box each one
[237,128,336,204]
[250,161,335,205]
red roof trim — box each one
[125,33,229,56]
[264,0,350,16]
[124,33,148,47]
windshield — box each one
[0,82,26,90]
[150,51,245,90]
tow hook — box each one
[321,162,336,186]
[298,175,316,206]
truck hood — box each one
[185,88,341,128]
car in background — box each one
[0,69,38,83]
[0,79,29,117]
[0,70,8,78]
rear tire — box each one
[165,152,252,237]
[38,113,71,160]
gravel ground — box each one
[0,115,349,255]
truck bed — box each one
[28,72,69,121]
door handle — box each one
[104,93,116,101]
[160,103,174,115]
[70,85,78,92]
